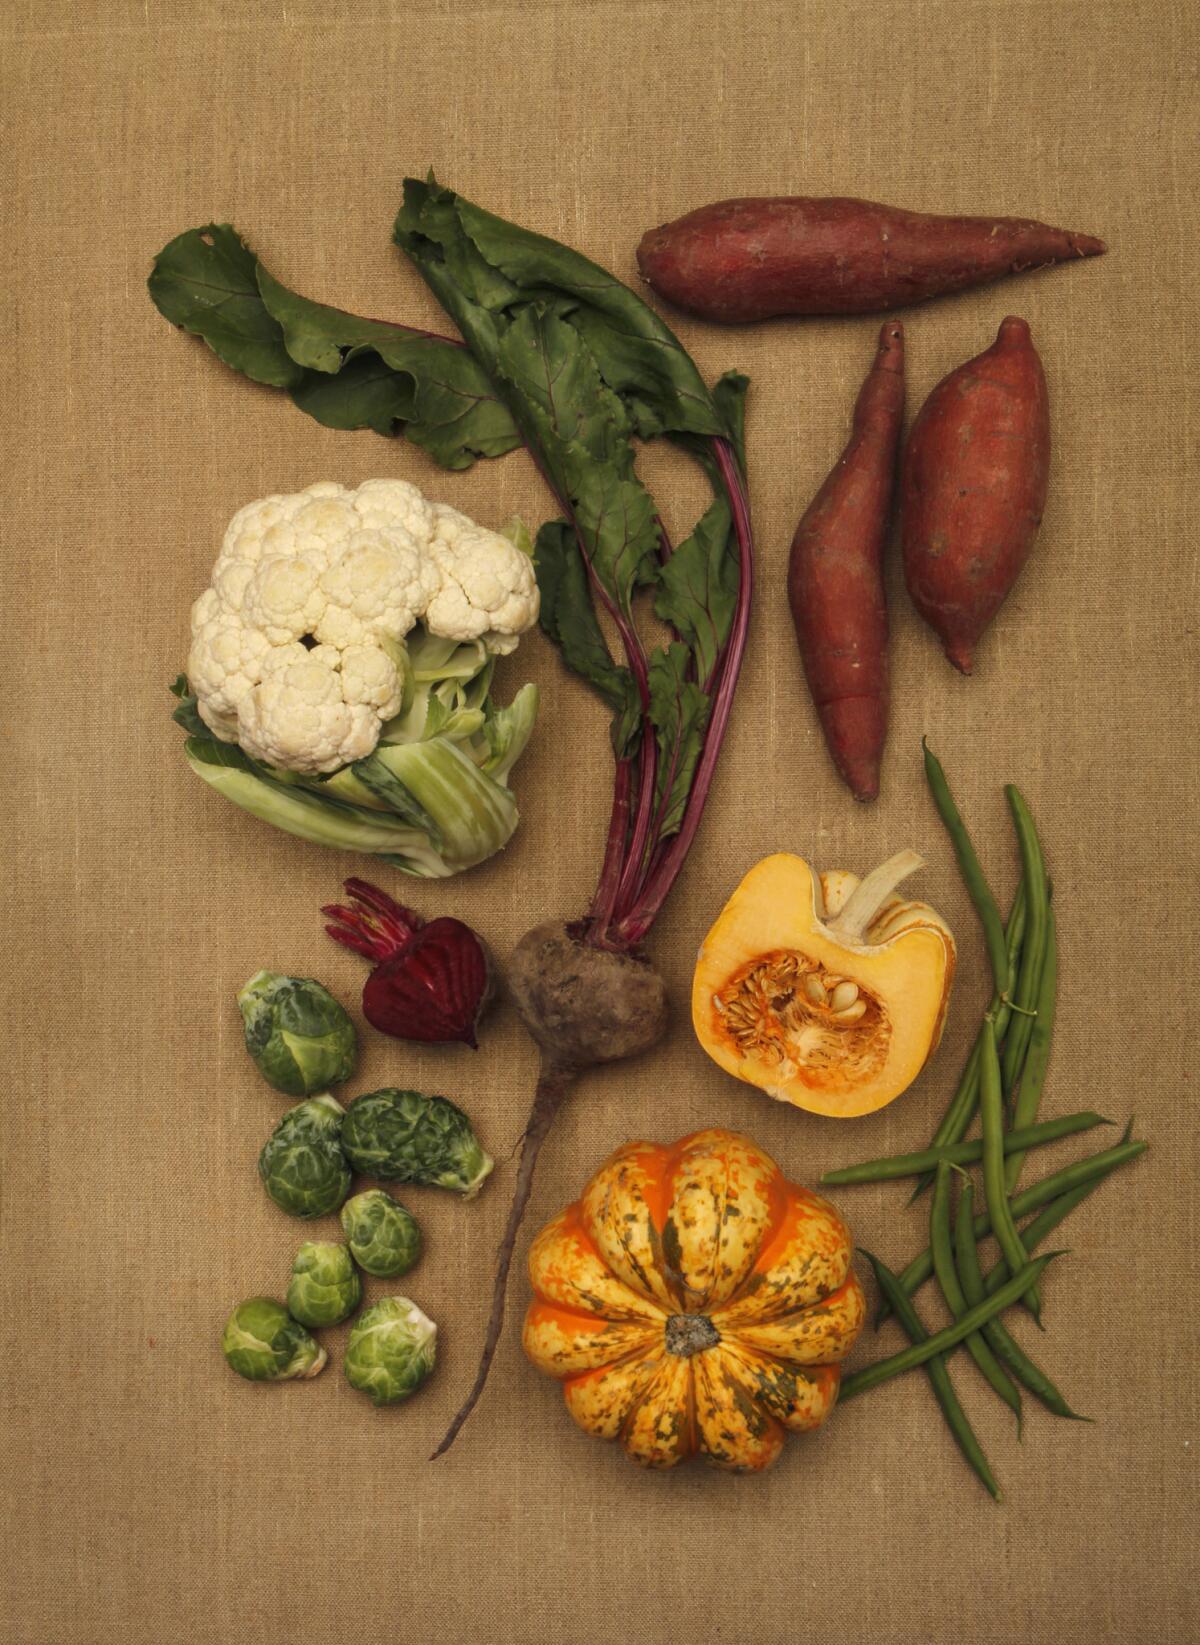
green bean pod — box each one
[1004,905,1058,1193]
[841,1251,1057,1400]
[1000,786,1050,1101]
[985,1167,1119,1297]
[931,1162,1022,1426]
[887,1136,1148,1310]
[955,1182,1088,1421]
[850,1252,1002,1501]
[821,1110,1108,1186]
[980,1016,1041,1322]
[923,741,1012,1001]
[908,878,1027,1205]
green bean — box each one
[986,1169,1118,1297]
[1001,786,1050,1101]
[847,1252,1001,1501]
[1005,905,1058,1193]
[821,1110,1109,1185]
[908,878,1028,1204]
[889,1137,1148,1310]
[841,1251,1057,1400]
[931,1161,1022,1425]
[923,741,1012,1001]
[981,1016,1041,1322]
[955,1181,1088,1421]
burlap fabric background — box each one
[2,2,1196,1641]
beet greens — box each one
[394,179,753,947]
[149,179,755,1455]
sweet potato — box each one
[901,316,1050,674]
[787,322,904,801]
[636,196,1105,321]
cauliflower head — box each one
[187,480,539,773]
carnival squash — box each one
[522,1128,865,1472]
[693,851,955,1118]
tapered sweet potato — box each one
[901,316,1050,674]
[788,323,904,801]
[636,197,1105,321]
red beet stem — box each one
[615,437,754,944]
[322,878,423,962]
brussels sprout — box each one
[286,1241,363,1327]
[340,1190,423,1278]
[341,1089,493,1196]
[221,1297,326,1382]
[345,1296,437,1406]
[258,1094,352,1218]
[238,971,358,1096]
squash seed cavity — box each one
[712,949,891,1089]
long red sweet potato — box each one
[902,316,1050,674]
[636,197,1105,321]
[788,322,904,801]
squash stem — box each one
[827,848,925,940]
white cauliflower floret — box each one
[318,528,442,645]
[340,643,403,710]
[186,479,539,775]
[237,655,385,773]
[352,478,436,540]
[221,491,307,565]
[241,552,330,645]
[426,507,540,656]
[187,611,274,718]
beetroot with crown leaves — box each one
[322,879,492,1048]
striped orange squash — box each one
[522,1127,865,1471]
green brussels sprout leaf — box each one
[341,1190,423,1278]
[258,1094,352,1218]
[222,1297,326,1382]
[238,971,358,1096]
[345,1297,437,1406]
[286,1241,363,1327]
[341,1089,493,1195]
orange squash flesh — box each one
[692,852,955,1117]
[522,1128,865,1472]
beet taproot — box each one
[429,924,669,1459]
[636,196,1105,321]
[901,316,1050,674]
[788,322,904,800]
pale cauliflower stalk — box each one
[189,479,539,774]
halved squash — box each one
[692,850,955,1117]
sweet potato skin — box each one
[901,316,1050,674]
[788,323,904,801]
[636,196,1105,321]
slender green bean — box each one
[1001,786,1050,1100]
[1005,905,1058,1192]
[847,1252,1002,1500]
[908,879,1028,1204]
[986,1171,1117,1297]
[932,1162,1022,1425]
[981,1016,1041,1321]
[888,1137,1148,1310]
[923,741,1012,1001]
[956,1182,1087,1421]
[821,1110,1109,1185]
[841,1251,1057,1400]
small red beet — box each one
[322,879,492,1047]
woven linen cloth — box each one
[2,2,1196,1641]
